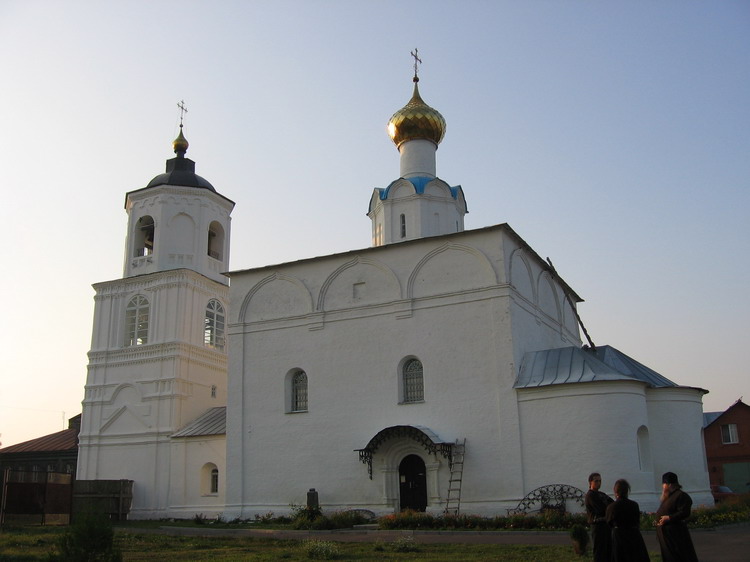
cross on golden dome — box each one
[411,48,422,82]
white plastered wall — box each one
[78,269,228,518]
[124,186,233,284]
[168,434,226,518]
[225,225,586,518]
[646,387,712,509]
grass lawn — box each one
[0,525,666,561]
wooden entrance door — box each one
[399,454,427,511]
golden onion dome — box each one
[172,126,189,155]
[387,78,446,148]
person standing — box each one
[656,472,699,562]
[606,479,650,562]
[585,472,614,562]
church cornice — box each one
[93,268,230,297]
[87,341,227,370]
[126,183,235,211]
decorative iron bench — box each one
[342,508,377,522]
[506,484,585,515]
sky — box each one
[0,0,748,448]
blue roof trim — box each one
[378,176,461,201]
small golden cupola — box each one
[387,67,446,149]
[172,125,189,156]
[367,51,466,247]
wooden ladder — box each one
[444,438,466,516]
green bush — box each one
[326,510,370,528]
[56,512,122,561]
[291,509,371,530]
[689,495,750,528]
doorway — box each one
[399,454,427,511]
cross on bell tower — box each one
[177,100,188,127]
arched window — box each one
[204,299,225,350]
[201,463,219,495]
[207,221,225,261]
[133,215,155,257]
[125,295,149,346]
[400,214,407,238]
[291,370,308,412]
[402,359,424,403]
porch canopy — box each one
[355,425,454,479]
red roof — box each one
[0,427,79,454]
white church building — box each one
[77,67,712,519]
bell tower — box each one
[123,121,233,284]
[77,110,234,518]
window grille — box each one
[125,295,149,346]
[403,359,424,403]
[292,371,308,412]
[210,468,219,494]
[721,423,739,444]
[204,299,225,350]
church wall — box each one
[168,435,226,518]
[225,226,580,517]
[505,239,582,372]
[516,382,652,505]
[645,387,712,508]
[77,435,174,518]
[369,179,465,244]
[416,192,464,239]
[79,269,228,517]
[229,297,516,515]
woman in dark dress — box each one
[656,472,699,562]
[605,479,650,562]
